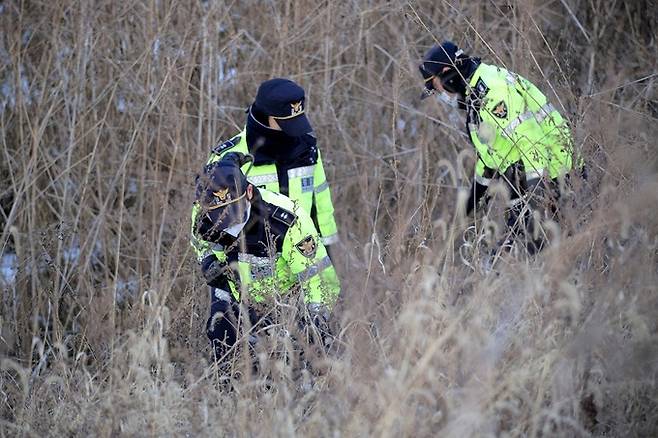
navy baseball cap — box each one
[419,41,464,99]
[254,78,312,137]
[196,159,250,229]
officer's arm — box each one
[191,203,234,289]
[470,107,511,176]
[468,89,509,173]
[198,254,230,288]
[478,91,525,174]
[190,203,213,261]
[193,231,237,292]
[312,150,339,247]
[282,206,340,310]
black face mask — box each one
[245,106,318,168]
[439,69,466,95]
[246,107,300,162]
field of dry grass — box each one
[1,0,657,436]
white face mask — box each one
[223,201,251,237]
[436,92,459,108]
[436,92,464,126]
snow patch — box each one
[1,253,17,286]
[63,245,80,264]
[116,95,127,113]
[217,56,237,83]
[115,279,139,305]
[152,38,161,62]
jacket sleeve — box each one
[478,86,527,173]
[282,202,340,309]
[190,203,213,263]
[190,203,235,289]
[312,150,339,246]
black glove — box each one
[307,303,329,328]
[465,180,489,216]
[201,255,229,288]
[222,152,253,167]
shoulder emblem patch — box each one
[211,135,241,155]
[271,206,297,227]
[492,101,508,118]
[295,235,317,258]
[466,78,489,123]
[473,78,489,99]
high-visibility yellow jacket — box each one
[465,63,575,186]
[207,130,339,246]
[190,188,340,308]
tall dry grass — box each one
[0,0,657,436]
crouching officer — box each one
[419,41,581,252]
[190,152,340,361]
[207,78,339,257]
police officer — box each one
[190,153,340,361]
[419,41,578,251]
[207,78,339,257]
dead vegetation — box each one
[0,0,657,436]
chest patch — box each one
[492,101,508,118]
[211,135,240,155]
[301,176,314,193]
[295,235,317,258]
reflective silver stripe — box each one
[321,233,339,246]
[508,197,525,207]
[525,169,544,181]
[297,256,332,282]
[238,253,277,265]
[198,250,214,262]
[505,73,516,85]
[314,180,329,193]
[476,100,557,140]
[502,104,557,139]
[288,165,315,179]
[475,174,492,186]
[213,288,232,302]
[238,253,278,280]
[502,111,534,138]
[534,103,555,124]
[248,173,278,185]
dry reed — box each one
[1,0,657,436]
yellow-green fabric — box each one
[467,64,574,180]
[207,130,339,245]
[190,190,340,308]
